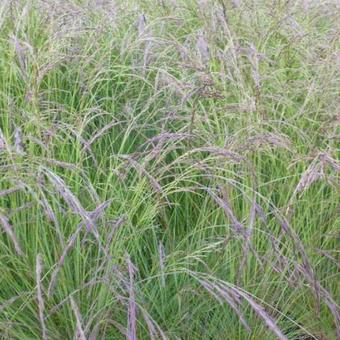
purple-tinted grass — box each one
[47,223,83,297]
[140,308,167,340]
[190,272,288,339]
[237,195,257,283]
[271,207,340,330]
[0,185,24,197]
[142,132,193,148]
[158,241,166,288]
[320,152,340,173]
[0,294,28,314]
[196,277,251,332]
[196,30,209,65]
[126,254,137,340]
[120,155,171,207]
[230,286,288,340]
[0,213,24,256]
[0,127,6,150]
[38,190,64,246]
[105,215,127,247]
[82,119,122,152]
[294,162,324,196]
[14,126,25,155]
[70,297,87,340]
[136,13,146,37]
[36,254,48,340]
[189,146,244,163]
[238,133,292,152]
[88,199,112,221]
[44,159,78,171]
[316,249,340,270]
[10,35,29,82]
[8,201,35,217]
[44,169,95,231]
[206,187,245,234]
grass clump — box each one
[0,0,339,339]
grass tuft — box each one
[0,0,339,339]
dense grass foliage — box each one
[0,1,339,339]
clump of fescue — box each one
[0,0,339,339]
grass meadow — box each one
[0,0,339,339]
